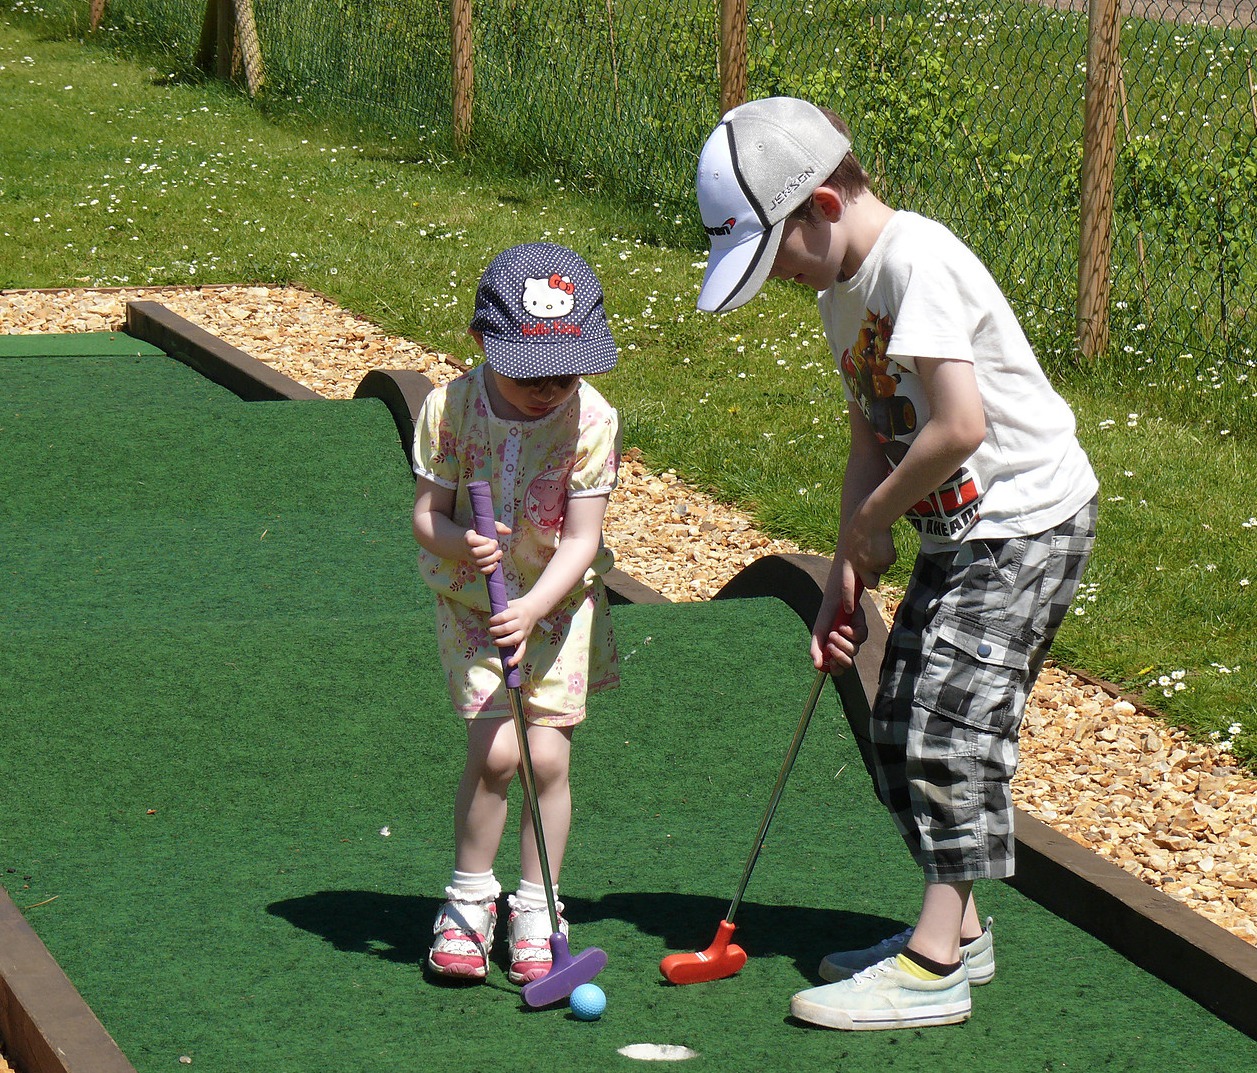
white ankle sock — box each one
[448,869,499,902]
[513,878,555,912]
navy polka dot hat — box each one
[471,242,618,379]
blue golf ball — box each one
[569,983,606,1021]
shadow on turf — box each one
[268,890,432,964]
[267,889,904,982]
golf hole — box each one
[617,1043,699,1062]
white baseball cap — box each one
[695,98,851,313]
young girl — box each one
[411,243,622,985]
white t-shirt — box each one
[819,211,1097,548]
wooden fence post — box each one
[195,0,264,97]
[90,0,107,30]
[1077,0,1122,363]
[719,0,748,116]
[215,0,235,80]
[451,0,474,152]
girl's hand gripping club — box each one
[659,579,865,985]
[467,481,607,1007]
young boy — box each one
[694,97,1098,1030]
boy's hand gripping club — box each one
[659,580,865,985]
[467,481,608,1007]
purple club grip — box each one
[467,481,521,689]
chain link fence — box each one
[14,0,1257,374]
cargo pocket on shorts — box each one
[918,617,1033,737]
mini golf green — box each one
[2,333,1255,1072]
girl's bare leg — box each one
[517,723,574,888]
[452,717,520,874]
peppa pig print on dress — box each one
[525,469,570,533]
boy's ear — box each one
[811,186,844,221]
[468,328,485,351]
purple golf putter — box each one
[467,481,608,1007]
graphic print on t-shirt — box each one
[839,309,983,541]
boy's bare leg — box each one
[518,724,574,888]
[906,880,978,965]
[960,888,983,939]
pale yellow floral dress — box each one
[412,365,621,726]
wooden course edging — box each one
[0,888,135,1073]
[125,300,322,401]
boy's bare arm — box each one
[834,404,898,592]
[827,358,984,639]
[848,357,984,544]
[808,407,882,669]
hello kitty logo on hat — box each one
[522,274,576,319]
[472,242,618,379]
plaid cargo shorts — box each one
[869,496,1097,883]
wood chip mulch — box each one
[4,284,1254,947]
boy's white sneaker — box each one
[792,955,972,1030]
[819,917,995,985]
[428,896,497,980]
[961,921,995,984]
[506,897,568,986]
[818,927,913,982]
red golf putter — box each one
[468,481,608,1008]
[660,579,865,985]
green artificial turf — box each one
[2,336,1255,1072]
